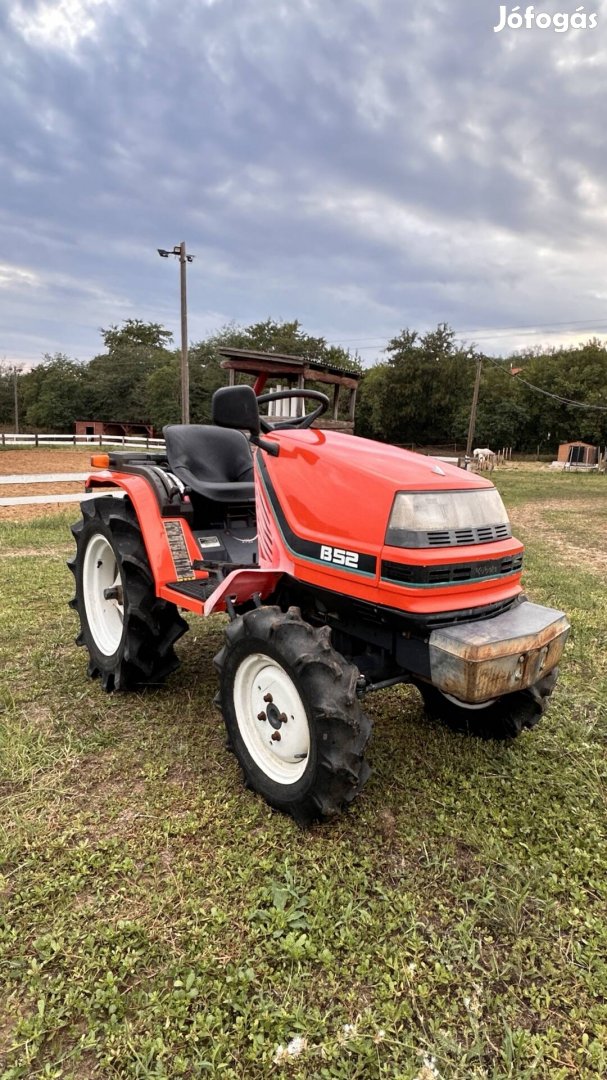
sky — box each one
[2,0,607,368]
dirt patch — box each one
[498,461,555,472]
[0,448,100,475]
[510,498,607,575]
[0,449,112,521]
[0,546,73,558]
[0,503,80,522]
[0,482,84,498]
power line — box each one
[462,324,607,343]
[458,317,607,337]
[330,329,607,411]
[482,353,607,412]
[325,319,607,349]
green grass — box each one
[493,466,605,508]
[0,509,76,552]
[1,474,606,1079]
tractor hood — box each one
[262,428,496,552]
[256,427,523,617]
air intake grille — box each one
[385,522,512,548]
[381,552,523,587]
[426,523,511,547]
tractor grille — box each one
[381,552,523,587]
[425,523,511,547]
[385,522,512,548]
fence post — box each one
[35,434,39,447]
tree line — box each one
[2,317,606,452]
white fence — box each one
[1,432,165,450]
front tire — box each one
[214,606,371,824]
[416,668,559,739]
[68,497,188,691]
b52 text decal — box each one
[320,545,360,569]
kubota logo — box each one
[320,545,359,569]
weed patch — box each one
[1,473,606,1078]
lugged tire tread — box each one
[68,497,189,692]
[416,667,560,739]
[215,605,372,824]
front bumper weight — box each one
[428,601,570,704]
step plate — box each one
[166,579,217,602]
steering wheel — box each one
[256,389,329,432]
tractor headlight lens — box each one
[386,488,510,546]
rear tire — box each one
[416,668,559,739]
[68,497,188,691]
[214,606,372,824]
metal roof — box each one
[217,346,361,381]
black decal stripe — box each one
[257,456,377,578]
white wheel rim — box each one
[443,691,497,710]
[233,652,310,785]
[82,533,124,656]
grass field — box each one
[1,467,606,1079]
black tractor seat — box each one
[163,424,255,504]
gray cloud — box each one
[1,0,607,366]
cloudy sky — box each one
[2,0,607,368]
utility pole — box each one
[178,242,189,425]
[157,242,195,424]
[465,355,482,458]
[13,366,19,434]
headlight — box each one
[386,489,511,548]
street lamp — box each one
[157,242,195,424]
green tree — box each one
[101,320,173,353]
[187,319,361,425]
[448,357,532,451]
[22,355,87,431]
[492,339,607,451]
[0,362,20,428]
[357,324,475,445]
[84,320,175,423]
[145,362,181,430]
[210,318,360,372]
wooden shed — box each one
[557,441,599,467]
[218,348,361,433]
[75,420,156,439]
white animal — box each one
[472,447,496,472]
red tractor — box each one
[69,387,569,823]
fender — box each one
[86,471,208,595]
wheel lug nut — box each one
[257,711,266,722]
[263,693,273,703]
[271,731,281,742]
[278,712,288,724]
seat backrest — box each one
[163,425,254,492]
